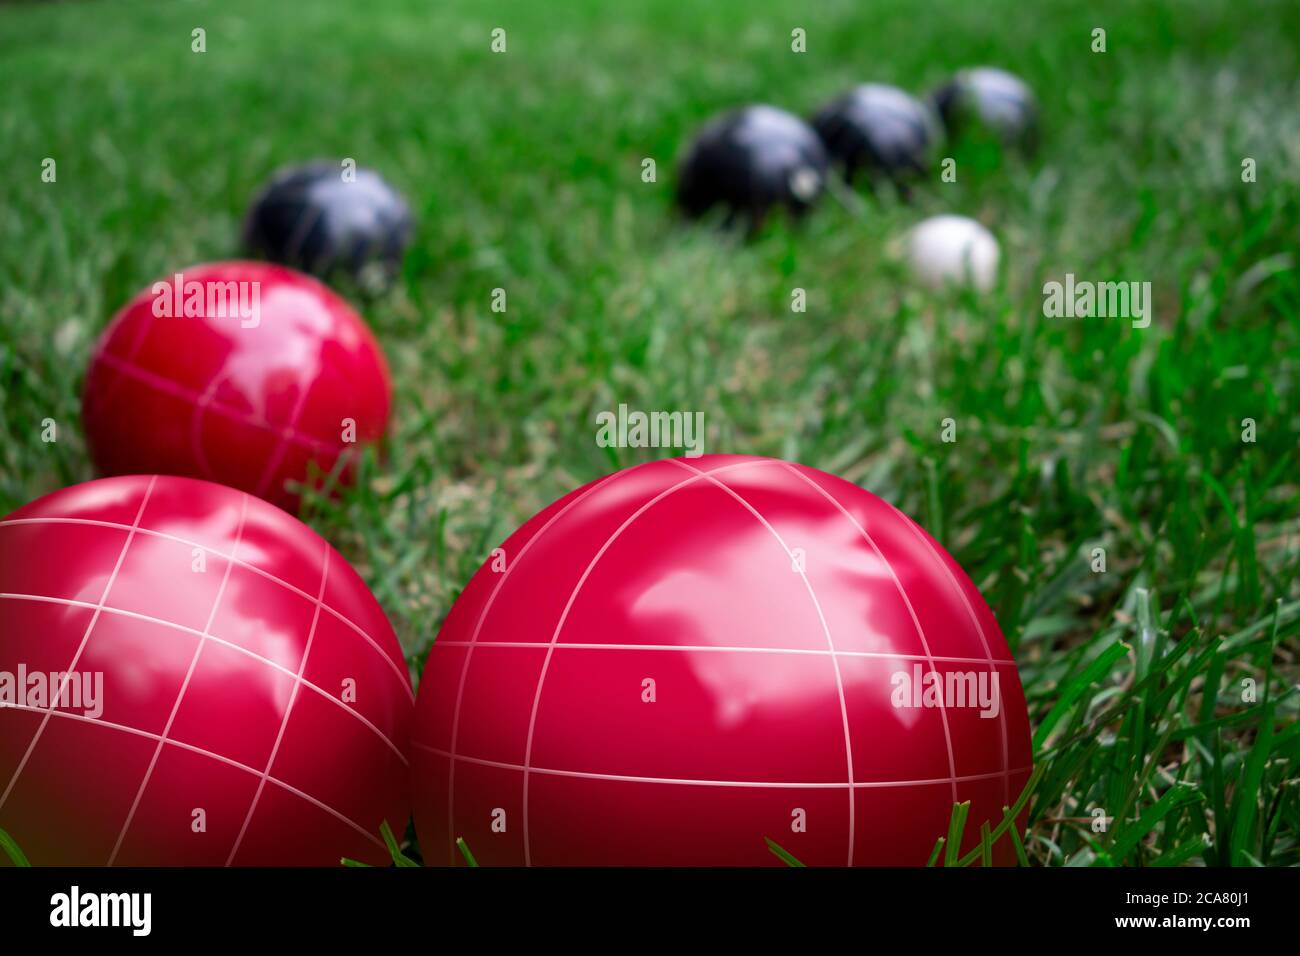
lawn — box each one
[1,0,1297,866]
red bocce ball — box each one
[82,261,392,511]
[412,455,1032,866]
[0,475,412,866]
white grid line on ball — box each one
[116,308,162,367]
[0,701,384,851]
[417,743,1030,791]
[227,542,332,865]
[0,515,413,701]
[251,372,317,500]
[188,375,226,483]
[887,502,1012,806]
[431,640,1020,666]
[0,476,157,814]
[442,467,626,866]
[517,458,786,867]
[670,458,857,867]
[779,462,963,804]
[95,352,341,456]
[0,592,407,764]
[107,495,250,866]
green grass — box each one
[0,827,32,867]
[1,0,1297,866]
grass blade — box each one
[978,821,993,867]
[1033,641,1130,749]
[764,837,805,867]
[456,836,480,867]
[1151,833,1210,867]
[943,801,970,867]
[1229,701,1275,866]
[1110,783,1205,861]
[380,820,421,867]
[926,836,945,867]
[954,762,1047,867]
[0,828,30,867]
[1007,812,1030,867]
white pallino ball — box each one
[905,214,1000,292]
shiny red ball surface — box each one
[413,455,1031,866]
[82,261,392,511]
[0,475,413,866]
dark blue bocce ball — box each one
[677,105,829,229]
[811,83,942,187]
[243,162,413,289]
[932,67,1038,152]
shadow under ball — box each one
[676,105,829,228]
[243,162,413,289]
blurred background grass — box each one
[1,0,1297,865]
